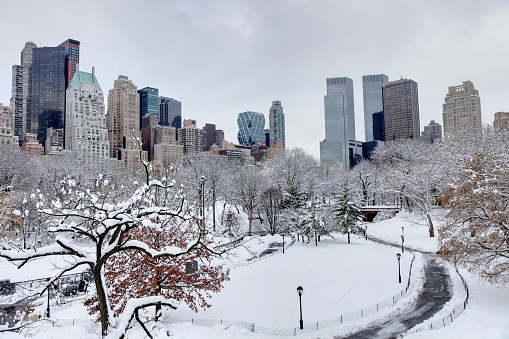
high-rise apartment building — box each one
[494,111,509,130]
[58,39,80,89]
[382,78,420,141]
[138,87,159,129]
[215,129,224,148]
[203,123,216,151]
[421,120,442,144]
[178,119,201,154]
[363,74,388,142]
[237,111,266,146]
[442,81,482,136]
[107,75,147,169]
[30,46,66,147]
[0,103,13,146]
[10,42,37,144]
[319,77,355,170]
[65,68,109,161]
[269,100,285,148]
[159,97,181,141]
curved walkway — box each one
[341,254,451,339]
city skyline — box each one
[1,1,509,159]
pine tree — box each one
[333,182,364,243]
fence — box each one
[399,265,469,337]
[165,253,416,336]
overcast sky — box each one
[2,0,509,159]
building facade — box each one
[107,75,147,169]
[363,74,388,142]
[0,104,13,146]
[237,111,266,146]
[421,120,442,144]
[159,97,181,141]
[10,42,37,145]
[372,111,385,141]
[382,79,420,141]
[138,87,159,129]
[269,100,285,148]
[494,111,509,130]
[178,119,201,154]
[442,81,482,136]
[30,46,66,148]
[58,39,80,89]
[65,68,109,161]
[319,77,355,170]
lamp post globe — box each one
[396,253,402,283]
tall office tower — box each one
[58,39,80,89]
[159,97,181,140]
[372,111,385,141]
[237,111,266,146]
[215,129,224,148]
[141,114,174,161]
[65,68,109,160]
[203,123,216,151]
[421,120,442,144]
[264,128,270,147]
[494,111,509,130]
[442,81,482,136]
[138,87,159,130]
[107,75,146,169]
[178,119,201,154]
[382,78,420,141]
[269,100,285,148]
[0,104,13,146]
[10,42,37,144]
[363,74,388,142]
[31,46,66,148]
[319,77,355,170]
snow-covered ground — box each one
[2,210,509,338]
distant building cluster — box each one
[4,38,287,170]
[2,38,502,171]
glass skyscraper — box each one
[319,77,355,170]
[237,111,266,146]
[138,87,159,129]
[30,46,66,147]
[159,96,181,141]
[363,74,388,142]
[269,100,285,148]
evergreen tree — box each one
[333,182,364,243]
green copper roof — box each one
[69,71,102,91]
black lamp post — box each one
[397,253,402,283]
[46,279,51,318]
[282,234,285,254]
[199,176,206,225]
[365,225,368,241]
[297,286,304,329]
[401,234,405,253]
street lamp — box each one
[199,176,206,224]
[282,234,285,254]
[297,286,304,329]
[46,279,51,318]
[365,225,368,241]
[396,253,402,283]
[401,234,405,253]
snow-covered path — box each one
[342,254,451,339]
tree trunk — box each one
[93,266,110,336]
[248,213,253,236]
[427,214,435,237]
[212,191,216,232]
[347,232,350,244]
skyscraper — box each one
[421,120,442,144]
[269,100,285,148]
[178,119,201,154]
[382,79,420,141]
[363,74,388,142]
[319,77,355,170]
[0,103,13,146]
[107,75,146,169]
[203,123,216,151]
[442,81,482,136]
[10,42,37,144]
[65,67,109,160]
[58,39,80,89]
[138,87,159,129]
[237,111,266,146]
[159,97,181,140]
[30,46,66,147]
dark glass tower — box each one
[159,96,181,141]
[203,123,216,151]
[237,111,266,146]
[30,46,66,147]
[138,87,159,130]
[58,39,80,89]
[372,111,385,141]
